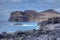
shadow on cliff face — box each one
[8,10,39,22]
[8,11,29,22]
[22,17,29,22]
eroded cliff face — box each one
[9,9,60,22]
[9,10,39,22]
[9,11,28,22]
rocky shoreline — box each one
[0,29,60,40]
[0,17,60,40]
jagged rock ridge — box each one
[38,17,60,30]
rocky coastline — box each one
[0,29,58,40]
[0,28,60,40]
[0,17,60,40]
[0,9,60,40]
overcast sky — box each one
[0,0,60,21]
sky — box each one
[0,0,60,21]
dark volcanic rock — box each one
[38,17,60,31]
[1,29,60,40]
[39,17,60,27]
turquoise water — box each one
[0,21,38,33]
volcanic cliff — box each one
[9,9,60,22]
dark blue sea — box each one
[0,21,39,33]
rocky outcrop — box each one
[38,17,60,30]
[1,17,60,40]
[9,10,39,22]
[9,9,60,22]
[0,29,60,40]
[36,17,60,40]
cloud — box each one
[10,0,22,2]
[0,0,29,3]
[0,0,7,2]
[36,0,60,4]
[0,0,26,3]
[54,8,60,12]
[10,0,29,3]
[0,8,11,16]
[0,0,60,3]
[46,0,57,3]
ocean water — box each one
[0,21,39,33]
